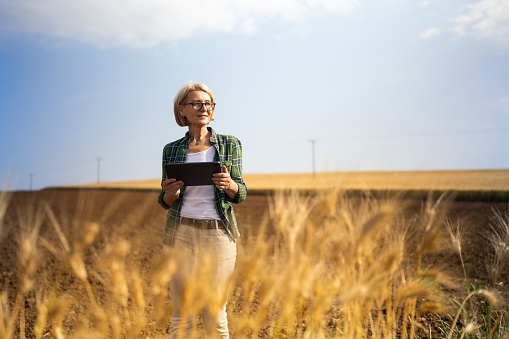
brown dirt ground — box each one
[1,189,508,338]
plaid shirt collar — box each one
[184,127,218,144]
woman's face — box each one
[179,90,214,128]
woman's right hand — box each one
[162,178,184,205]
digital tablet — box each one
[164,161,221,186]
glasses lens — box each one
[191,102,214,110]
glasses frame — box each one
[181,101,216,111]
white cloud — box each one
[489,96,509,114]
[497,96,509,106]
[420,27,441,39]
[452,0,509,47]
[305,0,358,12]
[419,0,438,8]
[0,0,359,48]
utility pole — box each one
[309,139,317,179]
[29,173,34,191]
[96,158,102,183]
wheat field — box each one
[69,169,509,192]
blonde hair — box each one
[173,83,215,127]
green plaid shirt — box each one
[158,127,247,246]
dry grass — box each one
[484,209,509,289]
[67,169,509,192]
[230,190,452,338]
[1,188,508,338]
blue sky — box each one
[1,0,508,190]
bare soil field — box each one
[1,188,509,338]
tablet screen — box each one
[164,161,221,186]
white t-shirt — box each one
[180,147,221,220]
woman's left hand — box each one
[212,165,233,190]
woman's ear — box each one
[179,107,187,119]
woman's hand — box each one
[213,165,239,198]
[212,165,232,190]
[162,178,184,206]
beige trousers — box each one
[164,224,237,338]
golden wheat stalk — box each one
[2,188,506,338]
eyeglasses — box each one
[182,101,216,111]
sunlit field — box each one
[242,169,509,191]
[72,169,509,192]
[1,170,509,338]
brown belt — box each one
[180,216,222,229]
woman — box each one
[158,83,247,338]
